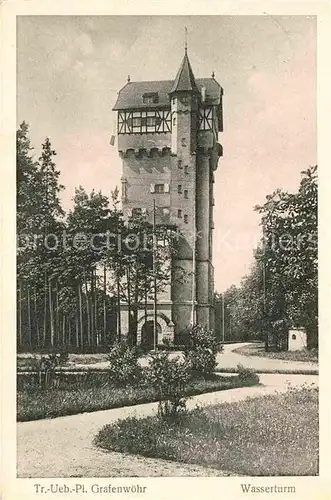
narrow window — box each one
[184,214,188,224]
[155,184,165,194]
[173,117,176,126]
[178,160,183,169]
[146,116,156,126]
[121,178,128,201]
[178,185,182,194]
[132,117,141,127]
[178,209,182,218]
[184,189,188,199]
[184,165,189,174]
[181,137,187,147]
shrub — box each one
[182,324,221,378]
[146,350,191,421]
[237,364,260,385]
[107,341,141,387]
[94,416,178,459]
[29,352,70,389]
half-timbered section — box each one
[117,110,172,134]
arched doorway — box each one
[141,320,161,349]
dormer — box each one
[142,92,159,105]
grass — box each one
[17,372,258,422]
[233,343,318,363]
[215,367,318,375]
[95,385,318,476]
[17,353,109,370]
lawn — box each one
[17,353,109,370]
[233,343,318,363]
[95,386,318,476]
[17,372,257,422]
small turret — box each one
[169,51,199,95]
[170,50,199,155]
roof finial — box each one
[127,75,131,83]
[184,27,188,54]
[212,70,215,79]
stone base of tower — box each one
[119,303,174,348]
[172,303,194,338]
[172,302,214,338]
[196,305,215,331]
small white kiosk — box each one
[288,328,307,351]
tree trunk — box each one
[43,270,47,347]
[62,313,66,347]
[83,272,91,347]
[75,315,79,349]
[55,281,60,347]
[91,268,97,347]
[68,317,72,347]
[132,280,139,345]
[103,264,107,345]
[78,283,83,349]
[264,328,269,352]
[144,282,148,324]
[34,286,40,347]
[127,268,131,344]
[93,269,98,346]
[27,284,32,349]
[90,269,95,347]
[18,281,22,349]
[48,278,54,347]
[116,270,121,342]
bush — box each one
[182,324,221,378]
[94,416,178,459]
[28,352,70,389]
[146,350,191,420]
[237,364,260,385]
[107,341,141,387]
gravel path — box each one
[68,343,318,373]
[216,343,318,373]
[18,343,318,374]
[17,373,318,478]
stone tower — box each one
[113,49,223,346]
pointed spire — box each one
[184,27,188,54]
[169,49,198,94]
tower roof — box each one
[113,78,222,110]
[169,51,199,94]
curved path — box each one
[70,342,318,374]
[215,342,318,373]
[17,373,318,478]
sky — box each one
[17,15,317,292]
